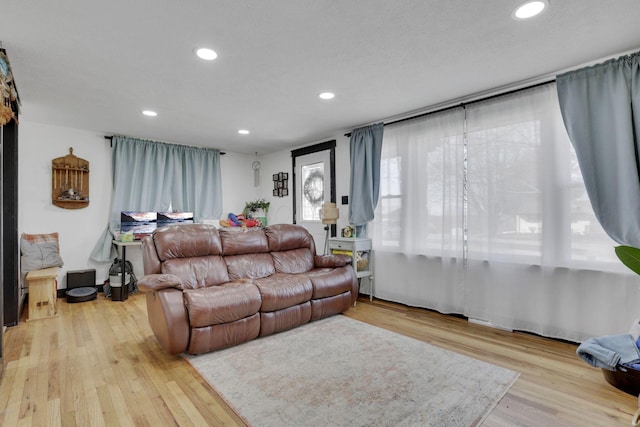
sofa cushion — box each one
[225,253,275,281]
[265,224,315,252]
[188,313,261,354]
[154,224,222,260]
[304,266,354,299]
[163,255,230,289]
[254,273,313,312]
[310,292,352,321]
[259,302,311,337]
[220,228,269,255]
[271,248,314,274]
[184,281,261,327]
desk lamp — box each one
[321,202,339,255]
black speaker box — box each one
[66,269,97,303]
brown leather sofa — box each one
[138,223,358,355]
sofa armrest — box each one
[138,273,184,292]
[145,288,190,355]
[314,254,351,268]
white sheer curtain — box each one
[370,109,466,314]
[371,83,638,342]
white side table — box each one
[328,237,374,302]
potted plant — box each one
[615,246,640,275]
[243,198,270,225]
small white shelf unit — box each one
[328,237,374,301]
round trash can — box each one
[109,273,130,301]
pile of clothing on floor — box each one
[577,320,640,371]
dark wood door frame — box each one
[2,120,19,327]
[291,140,336,236]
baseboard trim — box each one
[468,317,513,332]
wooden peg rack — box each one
[52,147,89,209]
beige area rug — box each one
[184,315,519,426]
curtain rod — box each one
[345,46,640,138]
[104,135,225,155]
[344,79,555,137]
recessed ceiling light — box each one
[238,129,250,135]
[195,47,218,61]
[319,92,335,100]
[512,0,548,20]
[142,110,157,117]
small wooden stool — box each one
[26,267,59,321]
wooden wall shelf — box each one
[52,147,89,209]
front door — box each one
[292,141,336,254]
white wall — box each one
[333,134,352,231]
[219,151,260,216]
[19,121,112,287]
[18,121,257,287]
[257,150,294,225]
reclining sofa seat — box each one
[139,223,358,355]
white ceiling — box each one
[3,1,640,154]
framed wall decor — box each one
[273,172,289,197]
[52,147,90,209]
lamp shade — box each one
[321,202,339,224]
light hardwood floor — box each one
[0,292,636,426]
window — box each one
[371,83,620,271]
[372,109,465,258]
[301,162,324,221]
